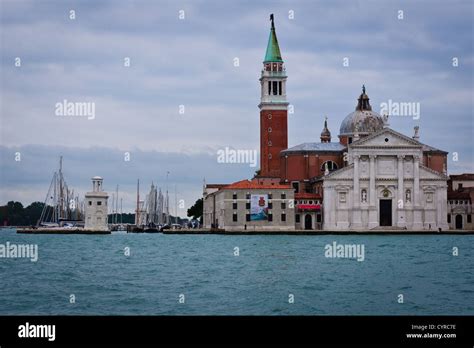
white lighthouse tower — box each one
[84,176,109,231]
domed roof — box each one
[339,86,384,136]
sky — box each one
[0,0,473,215]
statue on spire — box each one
[413,125,420,140]
[270,13,274,29]
[362,84,366,94]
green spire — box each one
[264,14,283,63]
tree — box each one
[0,201,50,226]
[25,202,46,226]
[2,201,25,226]
[187,198,203,221]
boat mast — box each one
[53,171,57,223]
[115,184,119,224]
[38,172,56,226]
[166,171,170,224]
[136,179,140,225]
[59,156,63,221]
[111,193,115,224]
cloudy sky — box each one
[0,0,473,215]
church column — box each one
[353,155,360,206]
[352,155,362,228]
[412,155,423,229]
[368,155,378,228]
[397,155,405,227]
[397,155,404,204]
[369,155,376,206]
[413,155,420,206]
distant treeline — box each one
[0,201,192,226]
[108,213,135,224]
[0,201,48,226]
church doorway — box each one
[455,215,463,229]
[304,214,312,230]
[379,199,392,226]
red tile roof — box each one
[224,179,291,190]
[450,174,474,181]
[295,193,322,199]
[206,184,227,189]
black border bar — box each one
[0,315,473,346]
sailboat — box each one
[37,156,83,228]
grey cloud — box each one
[0,0,472,211]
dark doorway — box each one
[304,214,312,230]
[379,199,392,226]
[455,215,463,229]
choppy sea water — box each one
[0,228,472,315]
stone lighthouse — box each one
[84,176,109,231]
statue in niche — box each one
[361,189,367,203]
[405,189,411,203]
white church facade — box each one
[323,128,449,231]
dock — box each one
[16,228,110,235]
[162,229,474,235]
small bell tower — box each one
[320,117,332,143]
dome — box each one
[320,128,331,137]
[339,86,384,136]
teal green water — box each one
[0,229,472,315]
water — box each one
[0,228,472,315]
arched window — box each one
[321,161,338,172]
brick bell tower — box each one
[258,14,288,178]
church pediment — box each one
[419,165,448,180]
[350,128,422,148]
[323,164,354,180]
